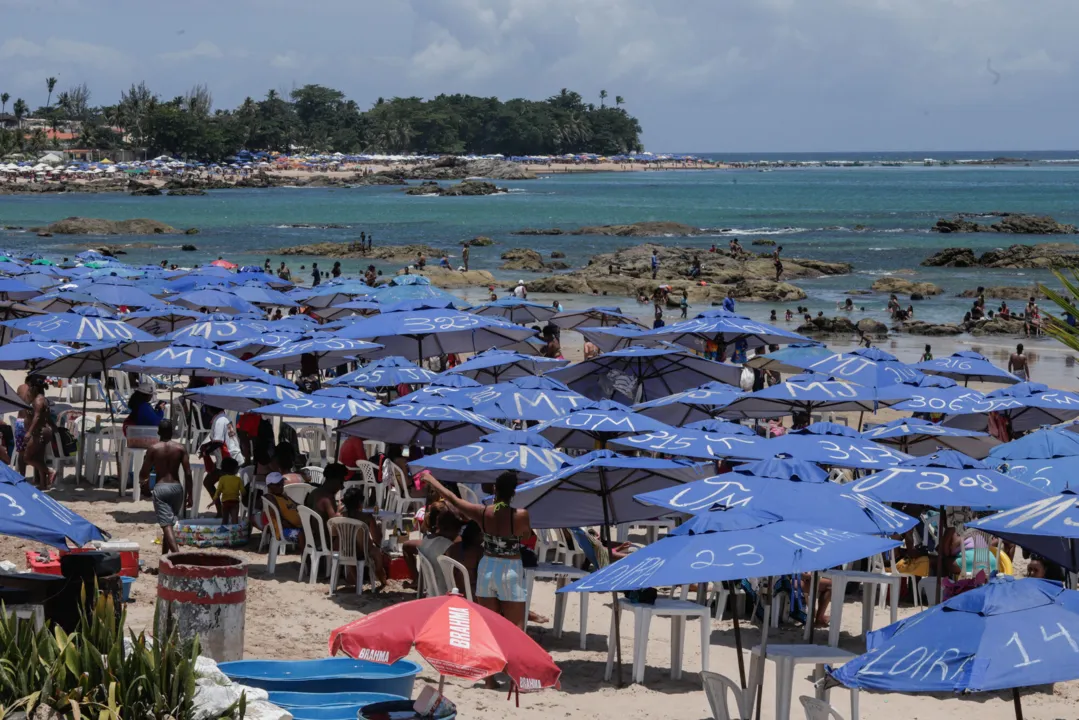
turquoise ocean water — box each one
[2,159,1079,328]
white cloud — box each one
[271,51,303,69]
[159,41,224,63]
[0,36,126,70]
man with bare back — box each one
[23,376,54,488]
[140,419,192,554]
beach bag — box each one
[55,426,78,457]
[739,366,755,392]
[623,588,658,605]
[521,546,539,568]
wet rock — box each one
[184,228,199,235]
[466,236,494,247]
[550,250,566,259]
[167,188,207,196]
[857,318,889,335]
[932,213,1078,235]
[130,187,163,196]
[979,243,1079,269]
[967,316,1026,336]
[751,238,776,246]
[870,277,943,296]
[957,286,1044,300]
[404,180,508,196]
[29,217,181,235]
[501,249,547,272]
[797,317,859,335]
[406,268,498,289]
[181,244,197,251]
[894,321,963,336]
[845,289,874,295]
[910,292,925,301]
[922,248,978,267]
[274,242,443,262]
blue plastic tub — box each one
[218,658,422,698]
[267,692,405,720]
[121,576,135,602]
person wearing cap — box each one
[124,380,165,431]
[513,280,527,299]
[263,471,304,550]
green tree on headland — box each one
[0,81,642,161]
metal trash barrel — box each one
[155,552,246,661]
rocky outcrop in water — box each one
[383,157,534,181]
[465,236,494,247]
[500,249,568,272]
[30,217,181,235]
[932,213,1078,234]
[167,187,207,196]
[870,277,943,296]
[275,242,443,261]
[129,187,163,196]
[923,243,1079,269]
[797,317,859,336]
[513,221,703,237]
[404,180,508,196]
[957,286,1044,300]
[894,321,964,336]
[399,268,498,289]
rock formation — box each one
[923,243,1079,269]
[29,217,181,235]
[932,213,1078,234]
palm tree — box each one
[599,89,608,108]
[12,99,27,129]
[45,77,57,108]
[0,93,8,117]
[615,95,624,108]
[1039,273,1079,350]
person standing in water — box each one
[920,344,933,362]
[1009,343,1031,381]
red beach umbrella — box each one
[329,593,560,699]
[210,259,238,270]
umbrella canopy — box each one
[337,403,506,448]
[745,342,832,375]
[829,576,1079,698]
[721,375,886,419]
[550,306,646,330]
[802,347,923,389]
[849,450,1049,510]
[0,277,41,301]
[534,399,675,449]
[885,376,990,415]
[183,380,303,411]
[337,306,534,361]
[970,491,1079,570]
[371,283,466,308]
[612,422,768,461]
[513,449,709,528]
[328,356,439,388]
[315,300,381,322]
[575,324,661,354]
[174,288,258,314]
[446,348,568,384]
[469,376,589,422]
[988,426,1079,462]
[632,381,743,426]
[210,259,238,270]
[2,313,156,343]
[642,310,809,353]
[76,282,162,309]
[122,307,205,334]
[116,339,284,383]
[862,417,996,458]
[302,281,375,309]
[0,463,106,547]
[980,383,1079,432]
[255,394,381,422]
[231,283,299,308]
[914,350,1021,385]
[752,422,912,469]
[634,458,918,536]
[471,297,558,324]
[559,506,899,593]
[32,340,167,379]
[0,336,75,370]
[410,431,571,485]
[329,594,561,691]
[168,319,269,344]
[251,337,382,371]
[546,345,741,403]
[219,331,307,358]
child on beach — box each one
[679,290,689,318]
[211,457,243,523]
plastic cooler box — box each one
[25,550,62,575]
[64,541,140,577]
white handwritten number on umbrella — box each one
[691,545,763,569]
[1007,626,1079,668]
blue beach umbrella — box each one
[642,310,809,353]
[32,340,168,379]
[849,450,1049,510]
[30,290,105,312]
[634,458,917,536]
[336,306,534,361]
[234,271,292,288]
[632,381,743,426]
[0,463,105,547]
[168,319,268,344]
[469,376,589,422]
[546,345,741,403]
[970,490,1079,570]
[0,336,75,370]
[0,277,40,301]
[410,431,571,485]
[721,375,888,419]
[803,347,923,389]
[982,383,1079,431]
[471,297,558,324]
[550,306,647,331]
[559,506,900,592]
[302,280,375,308]
[266,315,321,331]
[745,342,832,375]
[759,422,912,469]
[329,356,439,389]
[116,339,284,383]
[370,283,464,308]
[881,375,989,414]
[446,348,568,384]
[430,374,483,389]
[914,350,1021,385]
[337,403,506,448]
[310,386,379,401]
[251,337,382,371]
[534,399,676,449]
[70,305,117,319]
[829,576,1079,717]
[315,300,381,322]
[219,331,306,358]
[612,422,768,461]
[10,273,63,291]
[123,307,205,335]
[183,379,304,411]
[231,283,299,308]
[513,449,709,528]
[2,313,156,343]
[255,394,382,422]
[862,417,995,458]
[575,324,660,354]
[79,282,162,309]
[988,426,1079,462]
[174,288,258,314]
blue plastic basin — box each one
[121,576,135,602]
[267,692,405,720]
[219,658,421,697]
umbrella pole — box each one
[727,580,747,689]
[107,399,123,497]
[598,466,624,687]
[805,571,818,643]
[753,578,772,720]
[77,376,89,481]
[856,411,864,433]
[935,505,946,606]
[438,674,445,696]
[1012,688,1023,720]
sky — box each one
[1,0,1075,152]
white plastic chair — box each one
[349,460,381,507]
[88,425,124,488]
[362,440,384,459]
[800,695,846,720]
[297,506,332,584]
[458,484,480,504]
[261,496,296,575]
[605,585,711,684]
[283,482,314,505]
[882,548,921,610]
[438,555,473,601]
[960,529,995,579]
[297,426,330,465]
[416,553,444,598]
[303,465,325,485]
[188,407,210,451]
[327,517,369,596]
[702,671,749,720]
